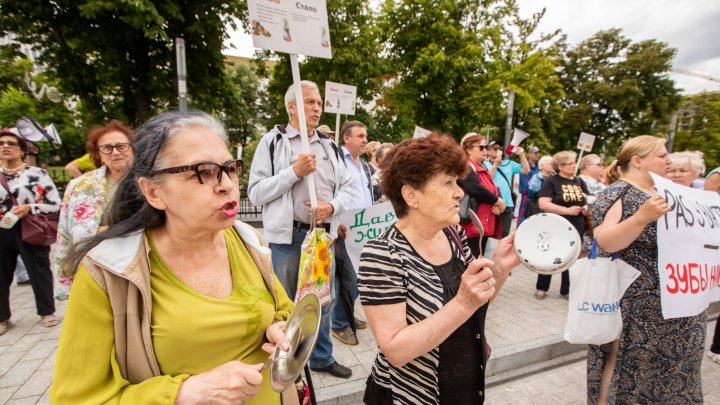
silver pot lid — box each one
[269,293,321,392]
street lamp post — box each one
[175,38,187,112]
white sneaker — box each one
[706,351,720,364]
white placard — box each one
[413,126,431,139]
[339,202,397,272]
[577,132,596,152]
[247,0,332,59]
[324,81,357,115]
[651,172,720,319]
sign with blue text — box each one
[339,202,397,272]
[651,173,720,319]
[247,0,332,58]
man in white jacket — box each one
[248,80,354,378]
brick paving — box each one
[3,247,720,404]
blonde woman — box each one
[588,136,704,404]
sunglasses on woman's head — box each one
[149,159,243,185]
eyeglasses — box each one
[471,144,487,151]
[559,161,577,166]
[149,159,243,185]
[98,143,132,154]
[0,141,20,147]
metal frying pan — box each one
[266,293,321,392]
[467,209,485,257]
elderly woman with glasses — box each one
[53,120,135,300]
[359,134,520,404]
[51,111,297,404]
[534,150,588,300]
[0,130,61,335]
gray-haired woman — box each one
[51,111,298,404]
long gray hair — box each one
[63,110,226,276]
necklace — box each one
[0,162,26,175]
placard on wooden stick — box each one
[247,0,332,208]
[248,0,332,59]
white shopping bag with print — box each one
[564,241,640,345]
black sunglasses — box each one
[149,159,243,185]
[472,144,487,151]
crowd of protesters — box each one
[1,78,719,404]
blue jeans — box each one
[270,228,336,368]
[332,237,358,332]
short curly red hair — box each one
[86,120,134,167]
[381,133,468,218]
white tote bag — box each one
[564,241,641,345]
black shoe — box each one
[310,361,352,379]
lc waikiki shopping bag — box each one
[564,240,640,345]
[295,226,334,306]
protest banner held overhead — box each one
[338,202,398,272]
[247,0,332,59]
[651,173,720,319]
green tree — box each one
[556,29,680,154]
[0,0,246,125]
[375,0,564,146]
[0,45,88,164]
[672,93,720,170]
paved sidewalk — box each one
[3,246,720,404]
[0,284,65,404]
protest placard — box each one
[324,81,357,115]
[413,126,431,139]
[651,173,720,319]
[247,0,332,59]
[577,132,596,152]
[338,202,398,272]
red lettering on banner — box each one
[666,262,720,295]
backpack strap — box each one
[268,125,286,176]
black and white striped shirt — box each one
[358,225,473,405]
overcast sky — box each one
[224,0,720,95]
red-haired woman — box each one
[53,120,134,299]
[358,134,520,404]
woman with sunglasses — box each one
[0,130,61,335]
[458,133,505,256]
[53,120,135,300]
[51,111,296,404]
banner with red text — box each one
[339,202,397,272]
[652,173,720,319]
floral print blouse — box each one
[0,166,60,218]
[53,166,109,297]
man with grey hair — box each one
[248,80,354,378]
